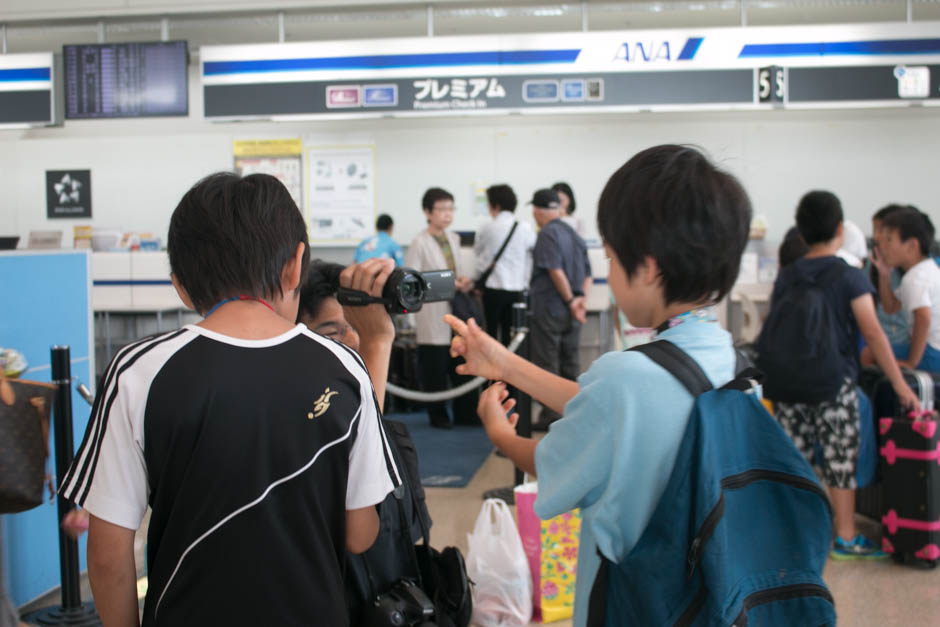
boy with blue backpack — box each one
[758,190,918,560]
[447,146,838,626]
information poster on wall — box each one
[306,145,375,243]
[233,139,303,209]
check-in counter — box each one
[92,252,188,371]
[92,251,183,312]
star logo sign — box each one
[53,174,82,204]
[309,388,339,419]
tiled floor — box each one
[20,446,940,626]
[428,449,940,627]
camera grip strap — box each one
[336,287,386,307]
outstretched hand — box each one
[444,314,511,382]
[478,382,518,445]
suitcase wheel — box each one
[891,552,939,569]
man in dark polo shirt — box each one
[528,188,592,428]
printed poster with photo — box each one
[306,145,375,244]
[233,138,303,209]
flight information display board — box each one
[64,41,189,119]
[0,53,55,127]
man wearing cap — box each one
[528,188,592,429]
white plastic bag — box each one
[466,498,533,627]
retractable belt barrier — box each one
[385,330,527,402]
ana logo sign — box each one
[614,37,704,63]
[46,170,92,219]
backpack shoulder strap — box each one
[630,340,713,397]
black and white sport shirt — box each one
[61,324,399,626]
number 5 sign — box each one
[758,66,786,104]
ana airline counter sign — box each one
[201,22,940,119]
[46,170,92,219]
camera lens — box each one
[390,609,406,626]
[398,273,423,307]
[380,267,431,314]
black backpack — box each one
[756,260,847,404]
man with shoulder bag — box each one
[473,185,536,347]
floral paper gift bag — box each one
[514,482,582,623]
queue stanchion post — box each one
[483,301,531,504]
[22,346,102,626]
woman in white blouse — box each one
[405,187,477,429]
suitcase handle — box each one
[879,440,940,465]
[880,416,939,439]
[883,509,940,535]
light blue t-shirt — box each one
[534,319,735,627]
[353,232,404,266]
[874,267,909,345]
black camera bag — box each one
[347,417,472,627]
[414,544,472,627]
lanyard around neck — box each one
[655,307,717,336]
[204,295,275,319]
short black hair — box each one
[551,182,576,214]
[486,184,517,213]
[168,172,309,315]
[422,187,454,212]
[873,203,909,224]
[597,145,751,306]
[795,190,843,246]
[296,259,344,323]
[376,214,393,231]
[778,226,808,268]
[882,206,936,257]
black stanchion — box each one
[483,301,531,505]
[22,346,101,626]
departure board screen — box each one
[64,41,188,119]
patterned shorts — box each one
[774,379,860,490]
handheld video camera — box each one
[337,267,455,314]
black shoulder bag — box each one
[474,222,519,292]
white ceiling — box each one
[2,1,938,54]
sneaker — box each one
[830,534,889,560]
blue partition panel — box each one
[0,250,94,606]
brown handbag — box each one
[0,371,57,513]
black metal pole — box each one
[511,302,531,488]
[52,346,82,610]
[483,301,532,504]
[22,347,101,626]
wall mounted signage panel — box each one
[788,64,940,103]
[205,70,753,118]
[202,21,940,120]
[0,53,55,128]
[46,170,92,219]
[64,41,189,119]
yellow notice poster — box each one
[233,139,303,209]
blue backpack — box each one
[586,341,835,627]
[756,260,847,404]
